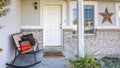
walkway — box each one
[7,50,75,68]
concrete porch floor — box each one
[7,50,76,68]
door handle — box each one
[59,24,62,29]
[59,24,61,26]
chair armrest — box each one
[34,39,39,46]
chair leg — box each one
[37,45,39,51]
[12,49,19,64]
[6,51,41,68]
[34,53,37,63]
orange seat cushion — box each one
[20,41,32,52]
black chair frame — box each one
[6,33,42,68]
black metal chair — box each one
[6,33,42,68]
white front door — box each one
[43,5,62,47]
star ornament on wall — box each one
[100,7,113,24]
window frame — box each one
[84,1,98,35]
[69,1,77,29]
[84,5,95,35]
[69,1,98,35]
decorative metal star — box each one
[100,7,113,24]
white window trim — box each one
[69,1,77,29]
[21,26,42,29]
[69,1,98,35]
[84,1,98,28]
[115,3,120,29]
[84,1,98,35]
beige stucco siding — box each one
[0,0,21,67]
[97,2,117,28]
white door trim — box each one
[43,2,66,47]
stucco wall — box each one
[21,0,68,29]
[21,0,40,26]
[0,0,21,68]
[97,2,117,28]
[84,1,120,55]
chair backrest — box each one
[12,33,23,51]
[21,33,35,46]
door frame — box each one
[43,1,66,47]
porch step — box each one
[44,46,63,52]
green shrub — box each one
[0,0,11,17]
[102,57,120,68]
[68,53,100,68]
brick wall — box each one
[21,29,120,56]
